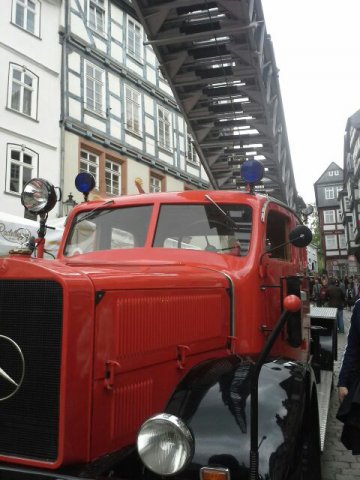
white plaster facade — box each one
[0,0,61,217]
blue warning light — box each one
[240,159,264,184]
[75,172,96,194]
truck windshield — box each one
[63,205,152,256]
[153,204,252,256]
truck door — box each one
[263,207,308,359]
[263,208,293,333]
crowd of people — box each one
[310,274,359,334]
[310,274,358,309]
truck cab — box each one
[0,175,320,480]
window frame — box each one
[158,105,172,151]
[339,233,347,249]
[11,0,41,37]
[325,234,337,250]
[105,157,122,196]
[7,63,39,119]
[5,143,39,195]
[150,171,165,193]
[80,148,100,188]
[349,221,355,241]
[186,134,199,165]
[80,140,127,197]
[336,209,342,223]
[125,85,142,136]
[84,60,106,117]
[127,17,143,62]
[323,209,335,224]
[324,186,335,200]
[88,0,107,36]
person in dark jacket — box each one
[346,282,356,311]
[337,299,360,453]
[337,374,360,454]
[338,299,360,402]
[326,278,345,333]
[312,277,322,307]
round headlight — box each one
[137,414,194,476]
[21,178,57,214]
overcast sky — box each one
[261,0,360,204]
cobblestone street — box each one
[321,309,360,479]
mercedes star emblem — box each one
[0,335,25,401]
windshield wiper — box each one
[205,194,240,230]
[73,199,115,225]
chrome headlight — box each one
[21,178,57,214]
[137,413,194,476]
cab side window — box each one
[266,211,289,260]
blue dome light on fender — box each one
[240,159,264,184]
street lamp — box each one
[63,193,77,216]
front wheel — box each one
[289,394,322,479]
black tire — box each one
[289,393,322,480]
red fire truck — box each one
[0,162,333,480]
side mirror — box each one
[289,225,312,248]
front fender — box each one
[165,356,313,480]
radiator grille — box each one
[0,280,63,461]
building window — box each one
[80,142,126,196]
[80,149,99,187]
[125,86,141,135]
[105,158,121,196]
[84,61,105,116]
[325,186,335,200]
[187,135,199,164]
[127,18,142,61]
[336,186,342,198]
[339,234,347,249]
[349,222,355,241]
[325,235,337,250]
[88,0,106,35]
[12,0,40,36]
[8,64,38,119]
[158,106,172,151]
[150,173,164,193]
[323,210,335,224]
[328,171,333,176]
[337,209,342,223]
[6,144,38,194]
[334,170,340,176]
